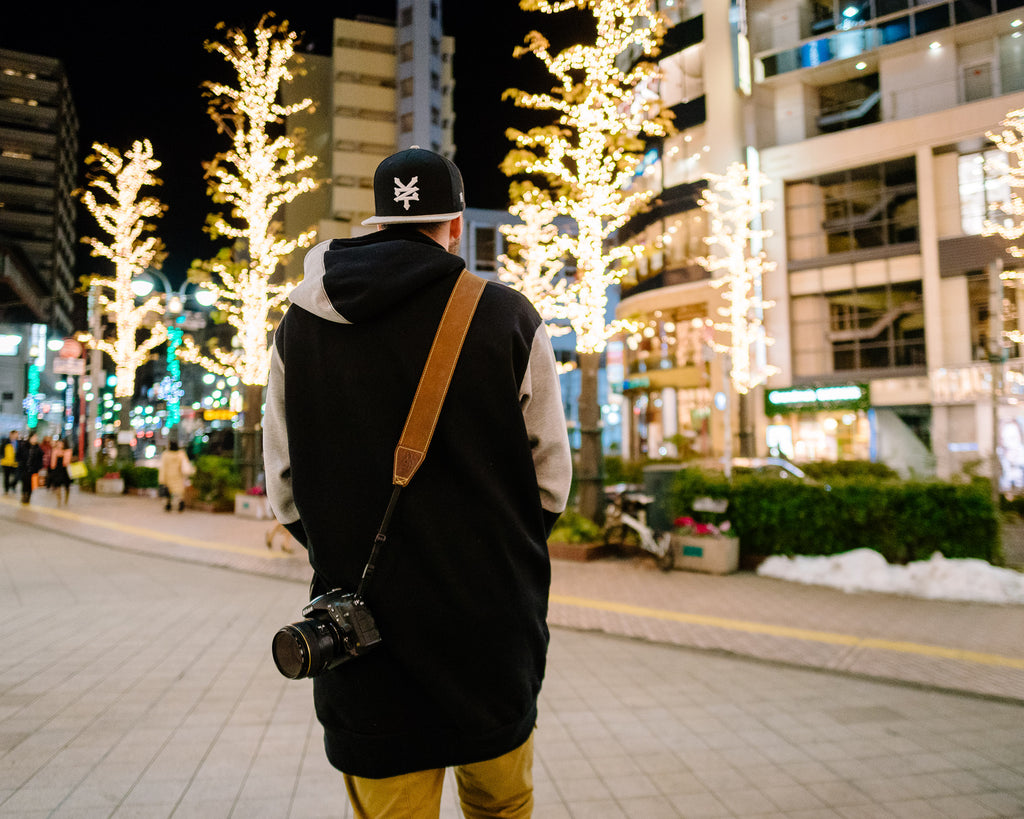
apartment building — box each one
[320,1,454,241]
[616,0,1024,483]
[0,48,78,431]
[0,48,77,333]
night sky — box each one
[0,2,562,281]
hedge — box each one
[666,468,999,564]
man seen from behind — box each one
[264,147,573,818]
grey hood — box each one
[290,228,466,325]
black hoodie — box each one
[264,227,572,777]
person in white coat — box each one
[158,441,193,512]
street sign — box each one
[53,358,86,375]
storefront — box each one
[932,362,1024,490]
[763,384,873,461]
[623,376,714,459]
[618,307,717,460]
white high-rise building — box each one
[289,2,455,248]
[615,0,1024,482]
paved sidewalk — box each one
[1,488,1024,817]
[3,487,1023,703]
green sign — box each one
[764,384,870,415]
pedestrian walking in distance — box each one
[17,432,43,506]
[1,430,19,494]
[157,442,193,512]
[47,439,72,505]
[264,146,572,818]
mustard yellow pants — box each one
[343,732,534,819]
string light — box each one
[179,13,319,387]
[697,162,779,394]
[501,0,673,355]
[498,185,572,336]
[79,139,169,401]
[984,108,1024,259]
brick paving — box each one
[1,486,1023,817]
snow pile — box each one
[757,548,1024,605]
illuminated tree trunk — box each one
[501,1,674,526]
[180,14,318,488]
[738,391,755,458]
[238,382,264,490]
[577,351,604,525]
[78,140,168,443]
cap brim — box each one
[361,210,463,226]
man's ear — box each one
[450,214,464,242]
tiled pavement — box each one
[1,487,1023,818]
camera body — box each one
[272,590,382,679]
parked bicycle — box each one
[602,483,675,571]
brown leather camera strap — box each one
[357,270,486,598]
[393,269,486,487]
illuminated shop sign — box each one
[764,384,870,414]
[0,334,22,356]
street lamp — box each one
[128,271,216,443]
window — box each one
[400,77,414,98]
[662,125,710,188]
[787,158,918,262]
[817,73,880,134]
[791,282,926,376]
[474,227,498,272]
[968,271,1022,361]
[400,7,412,26]
[659,43,704,107]
[958,149,1010,237]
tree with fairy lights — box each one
[180,13,318,485]
[501,0,673,523]
[498,183,572,340]
[79,140,169,430]
[697,161,778,462]
[982,108,1024,351]
[984,107,1024,260]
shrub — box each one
[549,509,602,544]
[603,455,644,486]
[191,455,241,504]
[121,464,159,489]
[800,460,900,481]
[665,467,997,563]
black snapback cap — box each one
[362,146,466,226]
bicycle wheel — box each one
[603,523,641,554]
[655,545,675,571]
[654,532,675,572]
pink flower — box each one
[694,523,714,535]
[674,516,695,528]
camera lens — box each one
[272,619,342,679]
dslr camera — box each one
[272,590,382,679]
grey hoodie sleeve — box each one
[519,323,572,518]
[264,343,300,526]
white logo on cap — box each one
[393,177,419,210]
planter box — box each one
[235,494,273,520]
[96,477,125,495]
[670,534,739,575]
[548,541,611,562]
